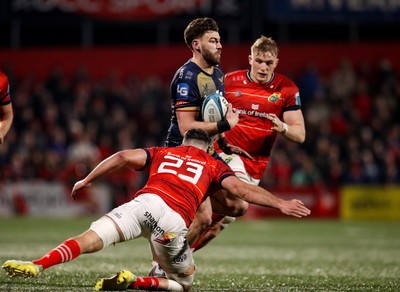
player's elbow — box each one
[292,127,306,144]
[114,150,131,163]
[298,132,306,143]
[179,124,192,136]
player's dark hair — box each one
[184,128,210,144]
[184,17,219,50]
[251,35,279,57]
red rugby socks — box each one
[33,239,81,269]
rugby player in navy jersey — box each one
[165,17,235,147]
[0,70,13,144]
[162,18,253,258]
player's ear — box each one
[275,58,279,67]
[193,40,201,53]
[248,55,252,66]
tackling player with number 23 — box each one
[2,128,310,291]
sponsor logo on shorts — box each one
[223,156,233,164]
[154,232,177,245]
[172,253,187,264]
[144,211,165,237]
[114,212,123,219]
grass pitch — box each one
[0,217,399,291]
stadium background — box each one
[0,0,399,220]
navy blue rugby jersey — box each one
[165,59,225,147]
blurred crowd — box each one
[0,57,399,199]
[264,58,399,188]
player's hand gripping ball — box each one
[201,92,228,122]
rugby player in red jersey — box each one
[190,36,306,251]
[0,70,13,144]
[2,129,310,291]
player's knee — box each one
[174,265,196,291]
[89,216,122,250]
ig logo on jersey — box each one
[177,83,189,98]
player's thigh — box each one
[148,201,194,277]
[91,193,166,248]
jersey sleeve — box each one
[172,66,201,110]
[283,79,301,112]
[139,147,157,172]
[0,72,11,106]
[214,159,235,187]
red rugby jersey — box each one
[0,71,11,106]
[135,145,234,227]
[216,70,301,180]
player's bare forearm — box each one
[268,111,305,143]
[282,123,306,143]
[85,154,125,182]
[71,153,127,199]
[84,150,146,182]
[244,186,310,218]
[239,184,285,211]
[223,177,311,218]
[177,110,220,137]
[71,150,147,199]
[181,120,221,137]
[177,104,238,137]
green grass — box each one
[1,217,399,291]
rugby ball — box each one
[201,93,228,122]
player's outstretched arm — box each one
[222,176,311,218]
[71,149,147,200]
[176,103,239,137]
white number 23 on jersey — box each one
[158,155,204,184]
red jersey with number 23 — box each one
[134,145,235,227]
[215,70,301,180]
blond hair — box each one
[251,36,278,57]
